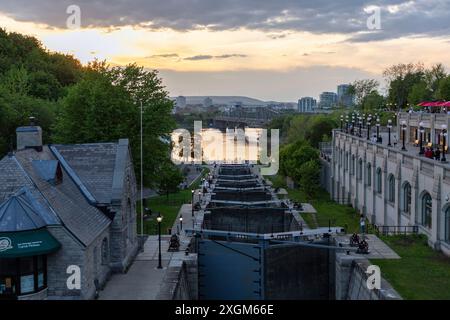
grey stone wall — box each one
[46,226,85,299]
[109,148,139,272]
[335,252,402,300]
[320,158,332,193]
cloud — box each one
[184,55,213,61]
[184,54,247,61]
[0,0,449,42]
[148,53,179,58]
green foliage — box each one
[348,79,380,107]
[408,80,432,105]
[361,91,385,112]
[54,61,176,187]
[298,160,320,199]
[157,163,184,198]
[438,76,450,100]
[0,29,82,156]
[279,140,320,188]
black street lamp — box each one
[352,116,356,135]
[401,120,407,151]
[419,121,424,155]
[345,115,349,133]
[367,115,372,140]
[358,116,362,137]
[179,215,183,231]
[387,119,392,147]
[362,114,366,128]
[340,115,344,131]
[441,124,447,162]
[191,189,194,217]
[157,212,163,269]
[376,116,380,142]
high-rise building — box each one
[319,92,338,109]
[337,84,354,107]
[298,97,317,113]
[203,97,213,108]
[176,96,186,108]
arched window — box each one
[445,207,450,244]
[403,183,411,214]
[388,175,395,203]
[376,168,382,194]
[358,159,363,180]
[101,238,109,265]
[345,152,349,170]
[367,163,372,186]
[351,155,355,175]
[422,192,432,228]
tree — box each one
[383,62,425,109]
[348,79,380,107]
[438,76,450,101]
[425,63,447,99]
[362,91,385,111]
[53,61,176,187]
[408,80,432,105]
[299,160,321,199]
[157,163,184,199]
[304,115,337,147]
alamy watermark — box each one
[365,6,382,30]
[66,5,81,29]
[366,265,381,290]
[66,265,81,290]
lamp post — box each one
[340,115,344,131]
[191,189,194,217]
[179,215,183,231]
[376,116,380,142]
[419,121,424,155]
[387,119,392,147]
[362,114,366,129]
[345,115,349,133]
[441,124,447,162]
[352,116,356,135]
[358,116,362,137]
[367,115,372,140]
[401,120,407,151]
[156,212,163,269]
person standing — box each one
[360,214,366,234]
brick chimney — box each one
[16,117,43,151]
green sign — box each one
[0,229,61,258]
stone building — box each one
[0,124,139,299]
[330,112,450,257]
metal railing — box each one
[371,224,419,236]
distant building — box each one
[319,92,338,109]
[176,96,186,109]
[203,97,213,108]
[337,84,354,107]
[298,97,317,113]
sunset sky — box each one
[1,0,450,101]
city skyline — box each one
[1,1,449,100]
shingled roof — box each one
[0,139,131,247]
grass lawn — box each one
[371,234,450,300]
[137,167,210,235]
[266,174,361,232]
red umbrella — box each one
[418,101,449,107]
